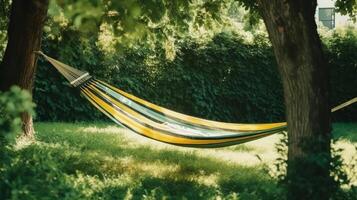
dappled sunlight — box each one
[2,0,356,197]
[14,135,35,150]
[105,125,281,167]
[333,139,357,185]
[92,153,182,179]
[198,151,264,166]
[72,123,357,188]
[36,123,356,171]
[22,122,356,199]
[63,172,136,199]
[334,139,357,160]
[246,134,282,153]
[194,172,220,187]
[74,124,355,172]
[195,135,282,167]
[122,131,268,166]
[131,161,180,178]
[79,125,125,135]
[97,23,116,54]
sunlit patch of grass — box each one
[330,123,357,186]
[193,172,220,187]
[80,125,126,135]
[136,162,179,177]
[333,140,357,186]
[13,134,35,150]
[225,144,255,152]
[2,122,355,199]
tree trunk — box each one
[256,1,332,199]
[0,0,49,137]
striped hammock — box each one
[36,52,356,148]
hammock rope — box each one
[36,51,356,148]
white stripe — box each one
[70,73,90,85]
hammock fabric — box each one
[36,52,355,148]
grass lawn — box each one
[2,122,356,200]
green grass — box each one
[333,123,357,142]
[1,122,356,200]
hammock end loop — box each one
[34,50,45,56]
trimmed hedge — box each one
[33,30,357,122]
[325,30,357,122]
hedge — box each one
[33,30,357,122]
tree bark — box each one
[256,1,332,199]
[0,0,49,137]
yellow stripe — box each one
[88,84,265,137]
[81,88,274,145]
[80,90,120,123]
[87,84,179,132]
[95,80,287,131]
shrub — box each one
[34,28,357,122]
[324,28,357,122]
[0,86,35,145]
[0,86,35,199]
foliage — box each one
[0,86,35,146]
[271,127,357,200]
[151,32,283,122]
[34,30,286,122]
[1,0,354,123]
[0,0,11,58]
[46,0,357,45]
[1,1,357,199]
[34,27,357,122]
[48,0,240,48]
[34,27,106,121]
[335,0,357,21]
[0,86,35,198]
[323,27,357,122]
[270,131,288,184]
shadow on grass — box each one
[0,122,285,199]
[332,123,357,142]
[8,142,280,200]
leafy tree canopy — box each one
[1,0,356,58]
[335,0,357,21]
[49,0,357,48]
[48,0,263,51]
[0,0,11,57]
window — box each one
[319,8,335,29]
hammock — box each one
[36,51,356,148]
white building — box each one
[316,0,356,29]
